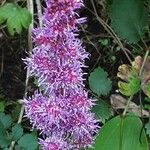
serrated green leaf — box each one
[92,100,112,123]
[7,16,22,35]
[0,123,11,148]
[18,133,38,150]
[0,113,12,129]
[0,3,10,24]
[19,8,32,29]
[0,3,32,35]
[118,73,140,96]
[94,114,148,150]
[12,124,23,141]
[108,0,148,43]
[89,67,112,96]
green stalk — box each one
[122,96,133,117]
[9,0,34,149]
[139,50,149,77]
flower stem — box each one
[122,96,133,117]
[139,50,149,77]
[9,0,34,150]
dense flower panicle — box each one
[24,91,97,134]
[24,92,67,132]
[39,136,69,150]
[24,0,98,149]
[45,0,84,14]
[72,134,94,149]
[33,35,89,63]
[25,47,88,92]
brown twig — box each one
[89,0,132,64]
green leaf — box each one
[98,39,109,46]
[144,83,150,98]
[0,113,13,129]
[144,97,150,103]
[12,124,23,141]
[144,104,150,110]
[19,8,32,28]
[92,100,112,123]
[144,95,150,110]
[118,73,140,96]
[89,67,112,96]
[0,123,11,148]
[14,145,21,150]
[108,0,148,43]
[18,133,38,150]
[145,120,150,137]
[0,3,32,35]
[94,114,148,150]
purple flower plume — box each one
[24,0,98,149]
[39,135,69,150]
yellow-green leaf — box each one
[118,73,140,96]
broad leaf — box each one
[94,114,148,150]
[108,0,148,43]
[0,3,32,35]
[89,67,112,96]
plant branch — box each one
[138,50,149,121]
[139,50,149,77]
[122,96,133,116]
[80,24,101,55]
[36,0,43,28]
[90,0,132,64]
[9,0,34,149]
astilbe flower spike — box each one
[24,0,98,149]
